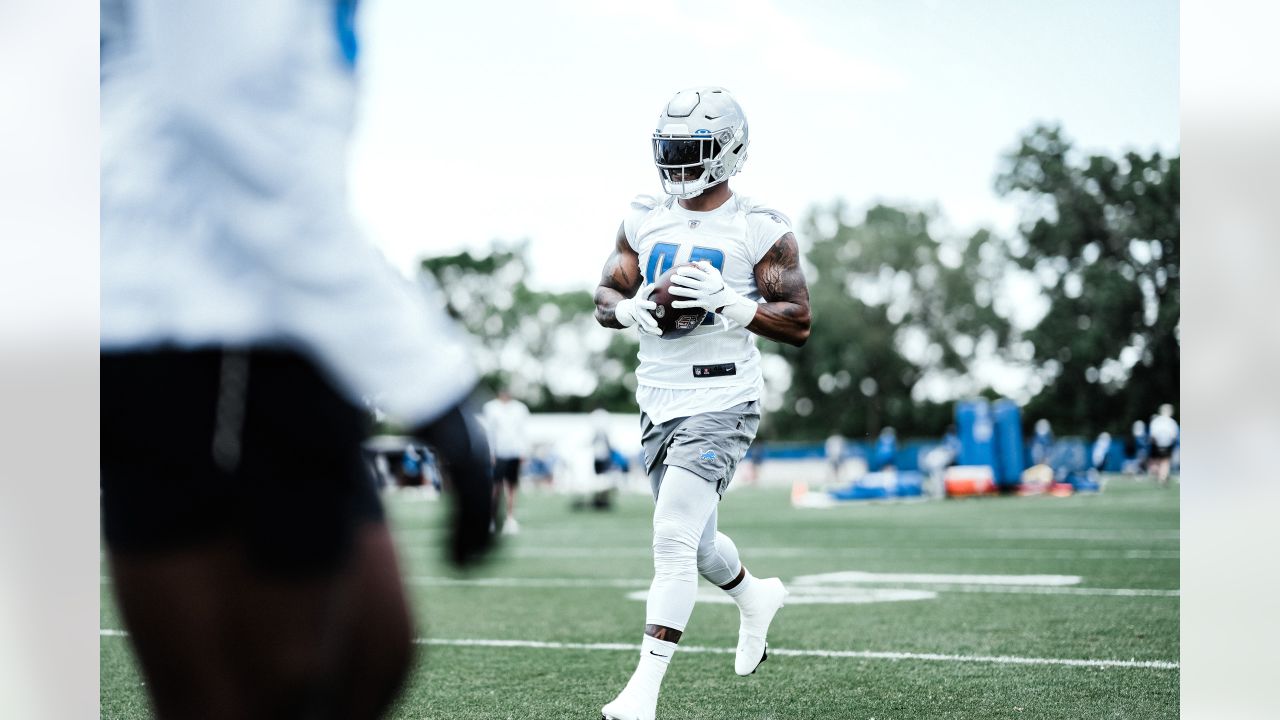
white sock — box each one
[624,635,677,697]
[725,567,756,602]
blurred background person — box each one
[1126,419,1150,476]
[1148,404,1180,486]
[872,427,898,473]
[583,408,620,511]
[483,387,530,534]
[825,433,846,484]
[525,442,558,489]
[737,442,764,488]
[100,1,493,718]
[401,444,426,488]
[1030,418,1055,466]
[1091,431,1113,474]
[942,424,962,467]
[591,408,616,482]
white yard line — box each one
[924,584,1180,598]
[792,571,1083,586]
[98,630,1178,670]
[405,576,649,589]
[981,528,1179,541]
[400,575,1178,597]
[737,548,1180,560]
[392,527,1181,543]
[397,546,1179,560]
[410,637,1179,670]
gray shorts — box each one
[641,401,761,499]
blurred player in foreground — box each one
[593,87,812,720]
[101,2,492,718]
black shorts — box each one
[1150,444,1174,460]
[494,458,521,486]
[100,348,383,578]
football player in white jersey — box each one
[593,87,812,720]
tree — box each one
[420,241,640,412]
[762,202,1014,441]
[995,125,1179,434]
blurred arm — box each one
[749,233,812,347]
[412,398,494,567]
[594,222,644,328]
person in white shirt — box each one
[101,2,492,717]
[825,434,846,484]
[483,388,531,533]
[593,87,812,720]
[1148,404,1180,486]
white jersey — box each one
[1149,415,1179,448]
[623,193,791,422]
[482,399,531,460]
[100,0,476,427]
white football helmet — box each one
[652,87,749,199]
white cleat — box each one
[735,577,788,676]
[502,517,520,535]
[601,689,656,720]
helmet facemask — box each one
[653,128,743,199]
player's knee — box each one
[652,516,699,570]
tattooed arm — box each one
[594,222,645,328]
[749,232,812,346]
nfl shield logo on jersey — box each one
[688,219,700,228]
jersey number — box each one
[646,243,726,326]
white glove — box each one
[670,261,759,326]
[615,283,663,336]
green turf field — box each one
[101,475,1179,719]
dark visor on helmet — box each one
[653,137,720,166]
[655,138,703,166]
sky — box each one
[347,0,1179,295]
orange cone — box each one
[791,479,809,505]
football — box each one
[649,263,707,340]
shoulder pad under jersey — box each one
[630,194,663,212]
[737,196,792,228]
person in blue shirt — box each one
[1127,419,1150,475]
[873,427,899,472]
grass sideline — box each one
[101,474,1179,719]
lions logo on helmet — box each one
[652,87,750,199]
